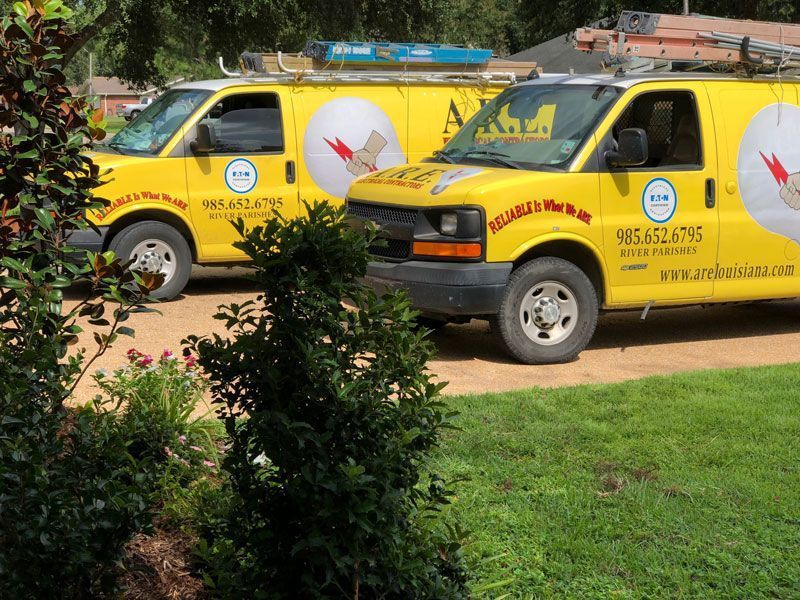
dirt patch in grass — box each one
[121,524,207,600]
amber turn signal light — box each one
[412,241,482,258]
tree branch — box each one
[63,1,121,65]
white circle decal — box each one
[225,158,258,194]
[642,177,677,223]
[738,103,800,242]
[303,98,405,199]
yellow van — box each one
[74,55,533,298]
[346,72,800,363]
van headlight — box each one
[440,212,458,236]
[420,208,481,238]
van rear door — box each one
[596,82,720,305]
[707,81,800,301]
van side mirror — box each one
[190,123,216,154]
[605,127,648,168]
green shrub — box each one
[0,2,160,596]
[187,202,469,598]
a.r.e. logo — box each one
[224,158,258,194]
[642,177,677,223]
[737,103,800,242]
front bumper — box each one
[365,260,512,317]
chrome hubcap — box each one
[519,281,578,346]
[129,239,176,284]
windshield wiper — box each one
[433,149,456,164]
[94,142,120,154]
[105,142,129,155]
[461,149,523,170]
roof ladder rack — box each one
[231,40,539,83]
[575,11,800,74]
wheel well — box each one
[104,210,197,261]
[514,240,605,304]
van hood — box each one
[85,149,147,174]
[347,162,537,206]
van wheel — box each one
[492,257,598,364]
[130,110,141,120]
[109,221,192,300]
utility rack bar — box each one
[224,42,537,84]
[576,11,800,74]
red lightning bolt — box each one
[324,137,353,163]
[760,151,789,186]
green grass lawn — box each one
[438,364,800,598]
[104,115,127,136]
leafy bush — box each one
[93,348,212,465]
[188,202,469,598]
[0,2,160,596]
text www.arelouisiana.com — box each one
[660,263,796,282]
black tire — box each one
[109,221,192,300]
[492,257,598,364]
[129,110,141,120]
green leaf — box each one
[0,276,27,289]
[51,275,71,288]
[13,16,34,39]
[1,257,27,272]
[34,207,55,229]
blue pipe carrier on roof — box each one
[303,41,494,64]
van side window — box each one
[199,92,284,154]
[612,91,701,169]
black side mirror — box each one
[190,123,216,154]
[605,127,648,168]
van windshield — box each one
[440,84,620,170]
[103,89,211,156]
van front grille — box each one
[346,201,417,226]
[368,238,411,260]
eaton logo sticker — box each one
[642,177,677,223]
[224,158,258,194]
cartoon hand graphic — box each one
[346,130,387,176]
[780,172,800,210]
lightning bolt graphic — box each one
[759,151,789,186]
[324,137,353,163]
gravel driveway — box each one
[68,267,800,400]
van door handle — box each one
[705,178,716,209]
[285,160,296,184]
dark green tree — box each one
[2,0,796,86]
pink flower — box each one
[184,354,198,368]
[161,349,174,360]
[190,445,203,452]
[127,348,141,360]
[164,446,174,458]
[203,460,216,468]
[138,355,153,367]
[178,435,187,445]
